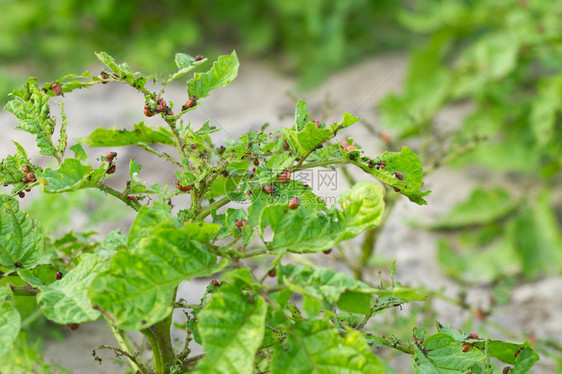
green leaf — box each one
[40,159,106,193]
[259,181,384,253]
[99,229,127,252]
[0,195,43,269]
[175,53,195,69]
[437,234,520,284]
[127,203,177,249]
[182,221,221,243]
[95,52,151,87]
[411,333,485,373]
[435,323,469,342]
[77,122,175,147]
[36,253,103,324]
[128,159,148,194]
[279,264,376,313]
[361,146,431,205]
[53,71,97,92]
[285,108,359,157]
[69,144,87,161]
[187,51,239,99]
[0,142,33,187]
[247,179,326,224]
[531,74,562,147]
[278,264,425,314]
[89,226,223,330]
[513,190,562,278]
[337,180,385,241]
[294,100,309,131]
[511,344,540,373]
[171,54,207,82]
[5,78,59,158]
[272,319,383,373]
[0,286,12,303]
[421,188,518,229]
[452,33,520,97]
[57,102,68,157]
[195,283,267,373]
[0,303,20,359]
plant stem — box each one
[105,316,148,373]
[164,117,190,174]
[96,183,141,211]
[295,158,349,171]
[92,344,148,372]
[137,143,182,167]
[173,302,202,309]
[197,196,231,219]
[150,315,175,372]
[20,308,43,328]
[141,284,179,373]
[9,284,38,296]
[424,135,486,175]
[363,332,414,354]
[141,326,166,374]
[243,248,268,258]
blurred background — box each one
[1,0,562,373]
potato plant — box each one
[0,51,539,373]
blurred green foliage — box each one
[380,0,562,174]
[0,0,410,99]
[379,0,562,283]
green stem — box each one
[340,165,356,187]
[243,248,268,258]
[141,285,178,374]
[137,143,182,167]
[334,243,364,275]
[294,124,344,169]
[96,183,141,211]
[9,284,38,296]
[150,315,175,372]
[105,318,149,373]
[424,135,486,175]
[141,327,166,374]
[164,117,190,174]
[20,308,43,328]
[363,333,414,354]
[295,158,349,171]
[92,344,147,372]
[173,302,202,309]
[197,196,231,219]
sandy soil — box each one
[1,54,560,373]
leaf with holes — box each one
[187,51,239,99]
[272,319,383,374]
[284,101,359,157]
[78,122,175,147]
[5,78,59,158]
[40,159,107,193]
[360,146,431,205]
[411,333,485,373]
